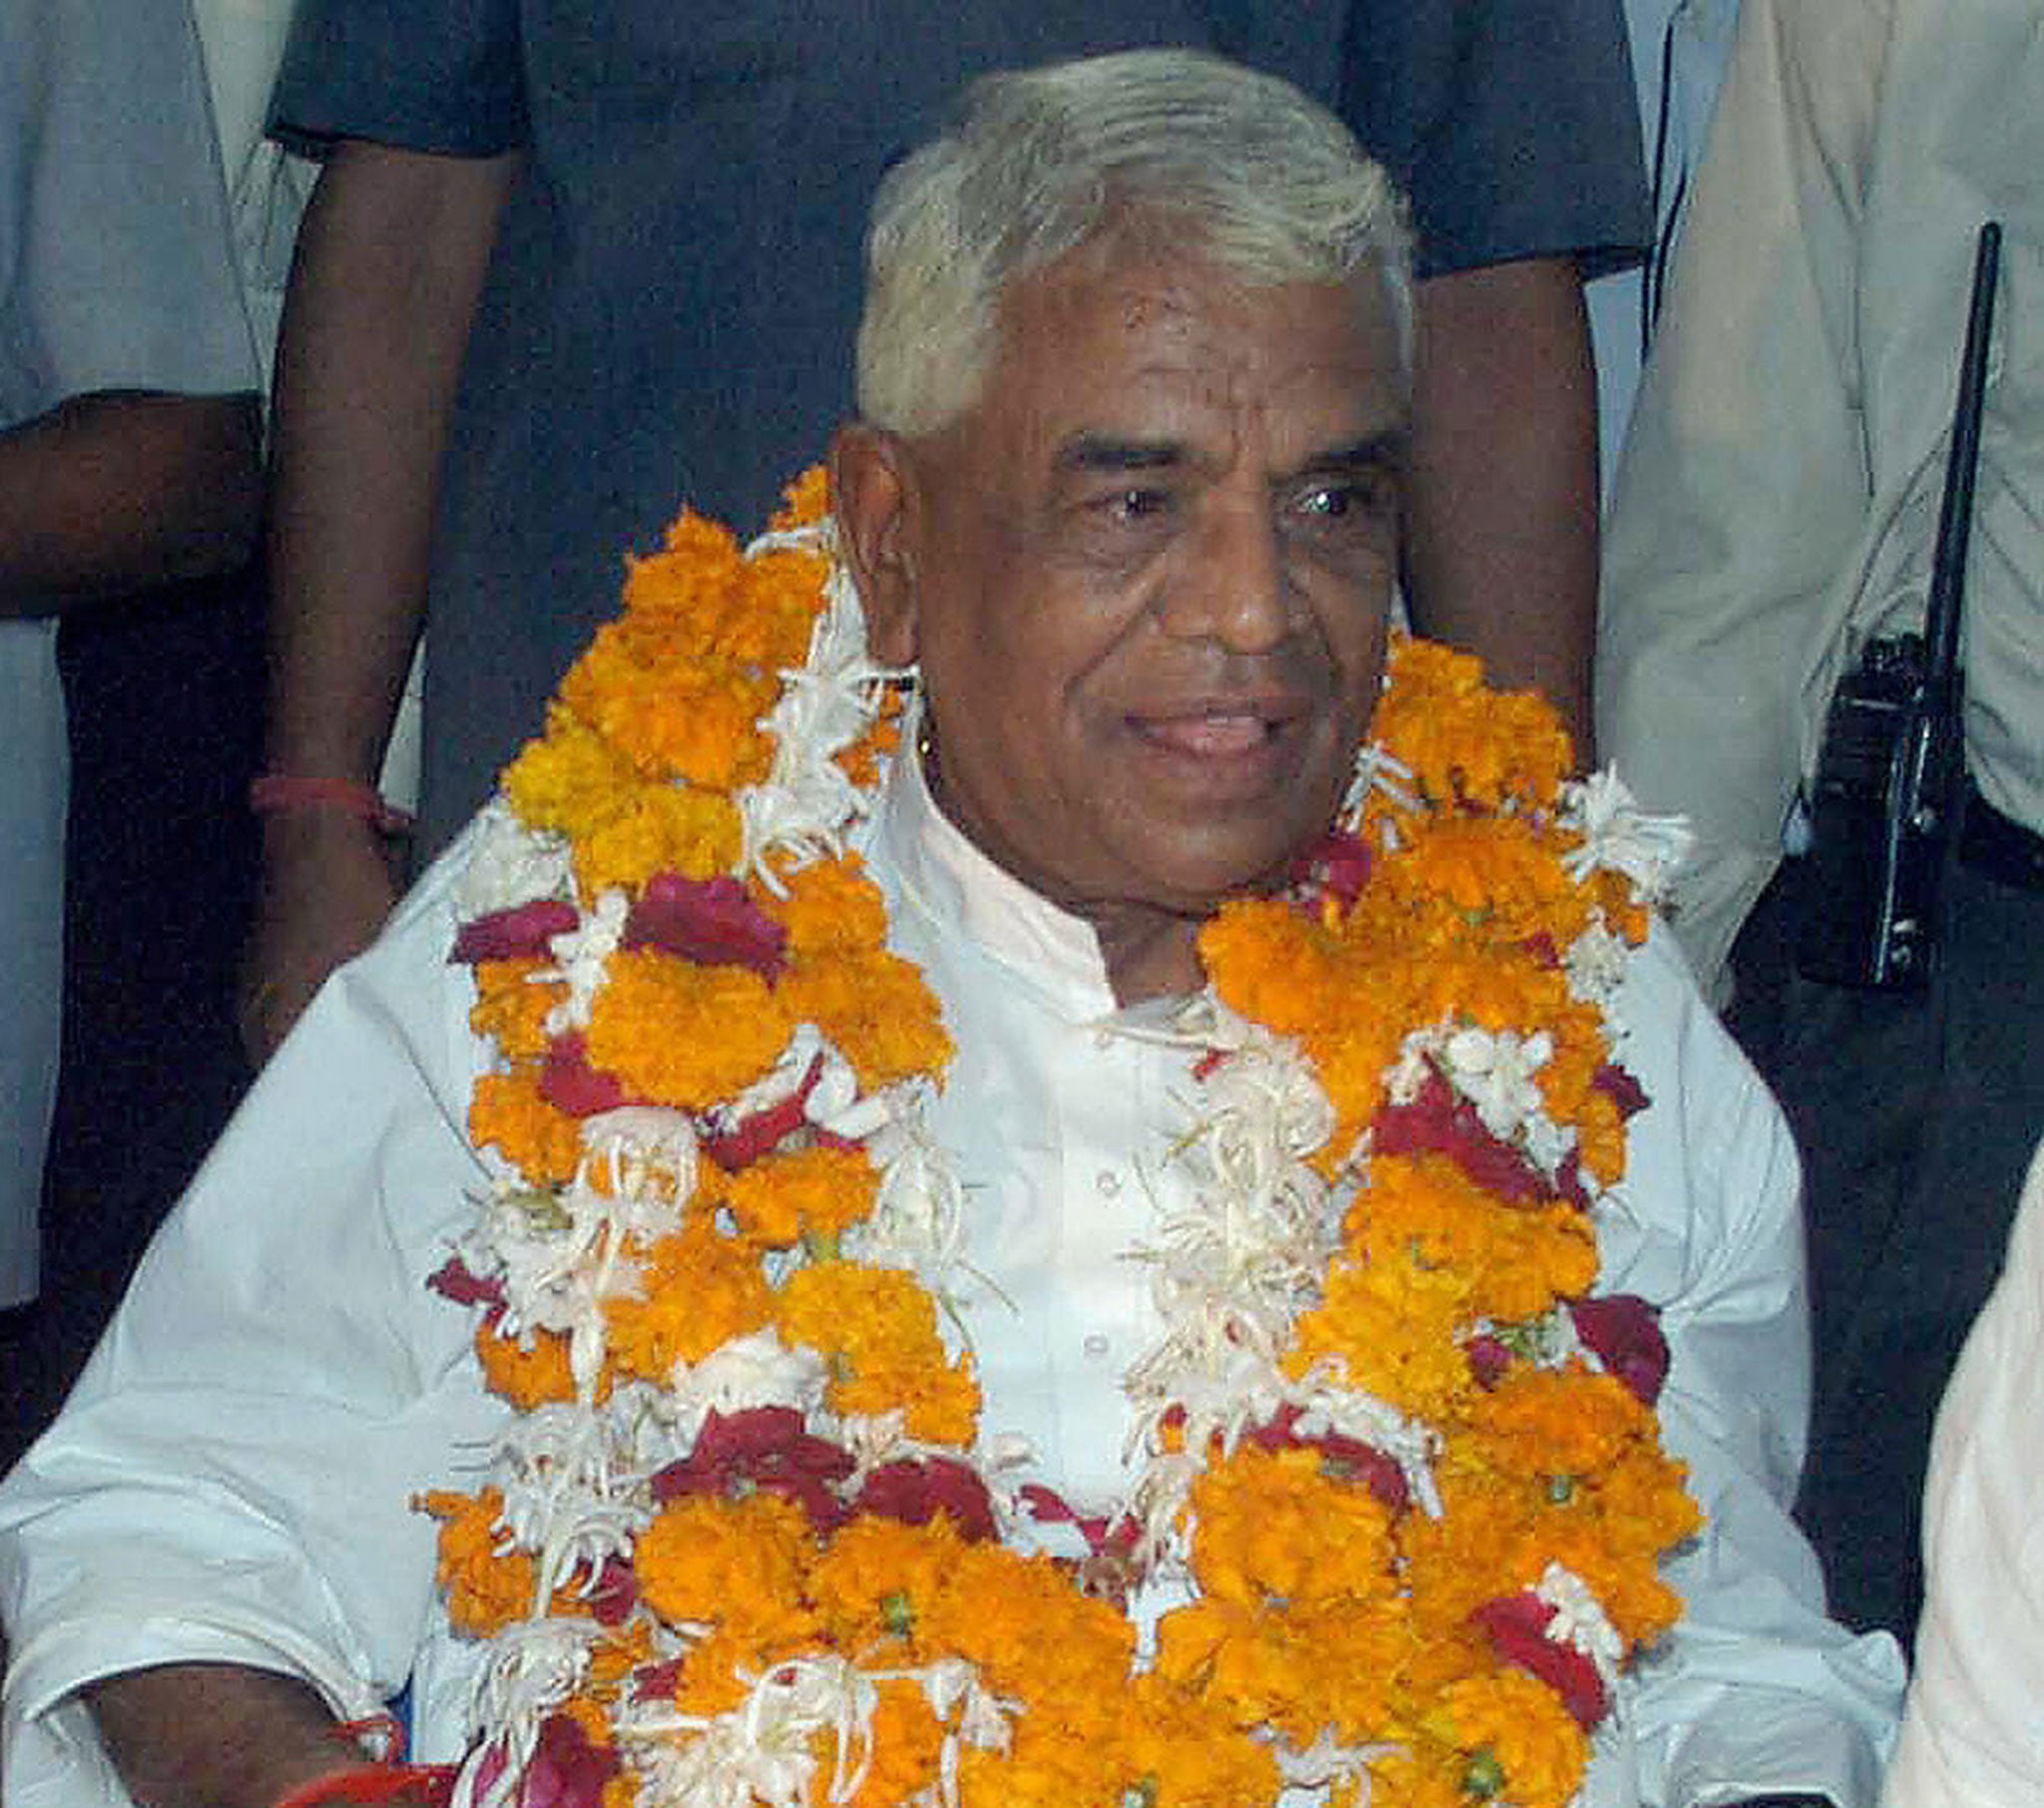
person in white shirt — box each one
[1,48,1897,1808]
[0,0,263,1426]
[1881,1136,2044,1808]
[1598,0,2044,1642]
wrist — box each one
[271,1761,456,1808]
[251,773,415,838]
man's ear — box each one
[830,422,921,668]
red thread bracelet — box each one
[270,1761,456,1808]
[250,774,416,837]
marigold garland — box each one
[423,470,1702,1808]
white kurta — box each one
[0,757,1903,1806]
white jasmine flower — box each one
[1559,767,1694,903]
[543,887,630,1035]
[1441,1024,1554,1140]
[455,1618,596,1808]
[454,801,575,919]
[1536,1562,1626,1682]
[1565,916,1634,1010]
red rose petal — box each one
[625,874,788,981]
[451,900,581,965]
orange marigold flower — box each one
[1349,1154,1598,1327]
[421,1488,535,1637]
[724,1144,879,1250]
[501,708,639,845]
[770,464,832,531]
[1470,1365,1654,1481]
[469,1068,582,1187]
[605,1217,775,1383]
[807,1512,969,1655]
[776,945,953,1093]
[1188,1447,1397,1610]
[475,1319,579,1410]
[470,959,565,1062]
[1118,1673,1284,1806]
[633,1493,817,1643]
[1434,1669,1590,1808]
[1371,638,1573,812]
[1378,815,1593,950]
[574,782,743,899]
[841,1678,945,1808]
[562,636,777,791]
[739,545,835,669]
[625,509,744,621]
[767,854,891,956]
[921,1540,1135,1702]
[776,1261,979,1445]
[1200,900,1348,1038]
[1288,1245,1473,1421]
[584,949,792,1110]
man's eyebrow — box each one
[1055,434,1191,475]
[1298,428,1409,475]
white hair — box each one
[855,49,1414,437]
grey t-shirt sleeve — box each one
[266,0,529,159]
[1338,0,1651,278]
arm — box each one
[1596,0,1893,995]
[0,390,260,617]
[88,1665,352,1808]
[0,856,505,1806]
[1604,932,1905,1805]
[244,139,515,1064]
[1404,256,1601,762]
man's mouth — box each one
[1130,696,1303,759]
[1134,708,1278,756]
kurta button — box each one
[1095,1170,1121,1197]
[1082,1333,1111,1359]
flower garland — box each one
[423,469,1702,1808]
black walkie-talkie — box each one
[1793,221,2002,990]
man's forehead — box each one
[993,247,1397,410]
[983,253,1404,465]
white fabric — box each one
[1587,0,1742,498]
[1881,1139,2044,1808]
[188,0,316,394]
[0,756,1903,1806]
[0,0,263,1307]
[1597,0,2044,996]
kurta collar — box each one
[874,744,1123,1024]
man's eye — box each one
[1294,473,1396,522]
[1100,487,1173,523]
[1291,469,1406,531]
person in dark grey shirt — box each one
[243,2,1649,1060]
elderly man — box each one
[2,51,1894,1808]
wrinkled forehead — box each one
[967,245,1408,466]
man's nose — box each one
[1156,497,1291,653]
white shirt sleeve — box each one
[1594,0,1895,996]
[1592,929,1906,1807]
[1,0,259,420]
[0,852,503,1808]
[1880,1142,2044,1808]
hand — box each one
[239,808,404,1066]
